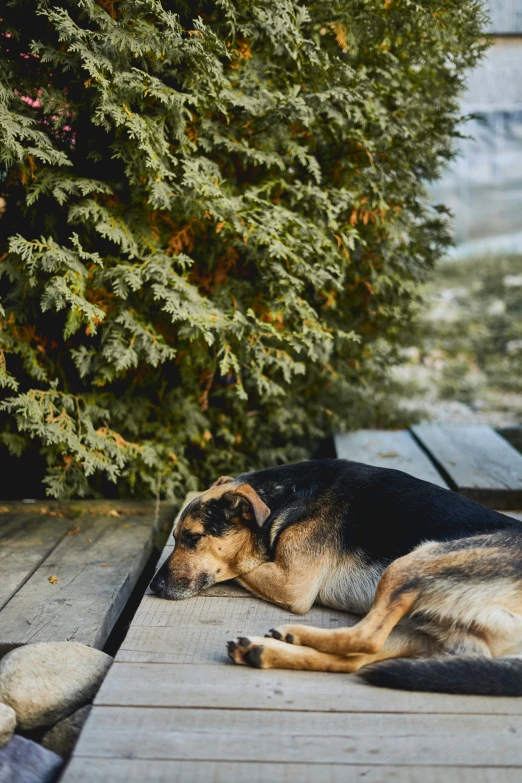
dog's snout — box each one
[149,569,166,595]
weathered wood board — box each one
[116,594,355,664]
[334,429,449,487]
[0,510,71,611]
[73,706,522,766]
[63,759,522,783]
[0,502,176,654]
[98,661,522,715]
[412,425,522,508]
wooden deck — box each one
[0,501,174,655]
[62,426,522,782]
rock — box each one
[41,704,91,760]
[0,642,112,730]
[0,704,16,748]
[0,735,62,783]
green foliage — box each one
[0,0,489,497]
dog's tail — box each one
[358,656,522,696]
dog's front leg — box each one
[237,562,318,615]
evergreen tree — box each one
[0,0,488,498]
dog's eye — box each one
[180,531,204,549]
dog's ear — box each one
[211,475,235,488]
[222,484,271,528]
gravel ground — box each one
[393,253,522,427]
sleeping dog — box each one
[149,459,522,696]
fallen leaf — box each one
[122,524,130,529]
[0,506,9,513]
[100,563,110,567]
[48,574,59,584]
[35,540,43,545]
[88,538,93,543]
[378,451,399,458]
[108,509,120,518]
[67,526,81,536]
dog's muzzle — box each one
[149,564,213,600]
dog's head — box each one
[149,477,271,600]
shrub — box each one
[0,0,488,498]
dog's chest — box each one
[317,556,385,614]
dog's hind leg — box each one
[267,547,428,656]
[267,535,522,659]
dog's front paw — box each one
[226,635,287,669]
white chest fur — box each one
[317,554,386,615]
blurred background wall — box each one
[430,0,522,256]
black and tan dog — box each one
[150,459,522,695]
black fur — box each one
[358,656,522,696]
[237,460,520,561]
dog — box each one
[149,458,522,695]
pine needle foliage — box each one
[0,0,488,498]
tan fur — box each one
[229,539,522,672]
[163,483,269,596]
[160,480,522,676]
[165,517,262,589]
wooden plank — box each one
[62,758,522,783]
[96,661,522,715]
[412,425,522,508]
[71,706,522,766]
[116,594,356,664]
[334,430,448,487]
[0,511,71,610]
[0,503,176,653]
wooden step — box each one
[0,501,175,655]
[412,425,522,509]
[334,429,448,487]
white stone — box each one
[0,704,15,749]
[0,643,112,730]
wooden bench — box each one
[63,425,522,782]
[0,501,175,655]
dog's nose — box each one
[149,570,165,595]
